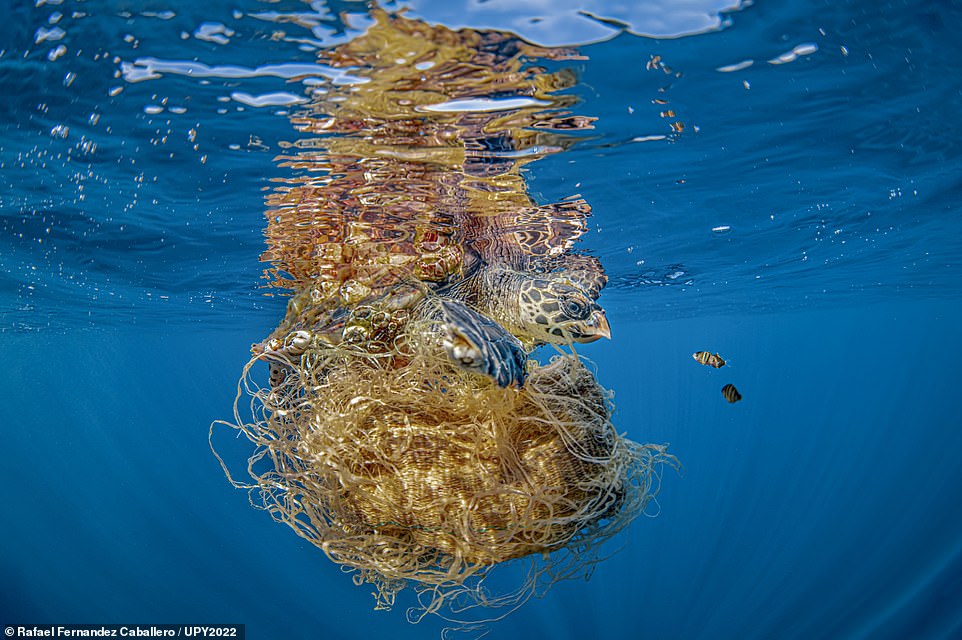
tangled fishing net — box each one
[213,312,677,622]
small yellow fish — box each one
[693,351,726,368]
[721,383,742,403]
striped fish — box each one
[693,351,726,368]
[721,383,742,403]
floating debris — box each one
[693,351,726,368]
[721,383,742,403]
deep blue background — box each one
[3,0,962,637]
[4,302,962,638]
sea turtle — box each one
[441,198,610,348]
[260,203,609,391]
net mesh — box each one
[213,314,677,621]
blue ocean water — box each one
[3,1,962,638]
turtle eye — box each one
[560,295,590,320]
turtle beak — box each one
[593,310,611,340]
[574,308,610,343]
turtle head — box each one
[518,280,611,343]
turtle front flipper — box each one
[438,298,528,389]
